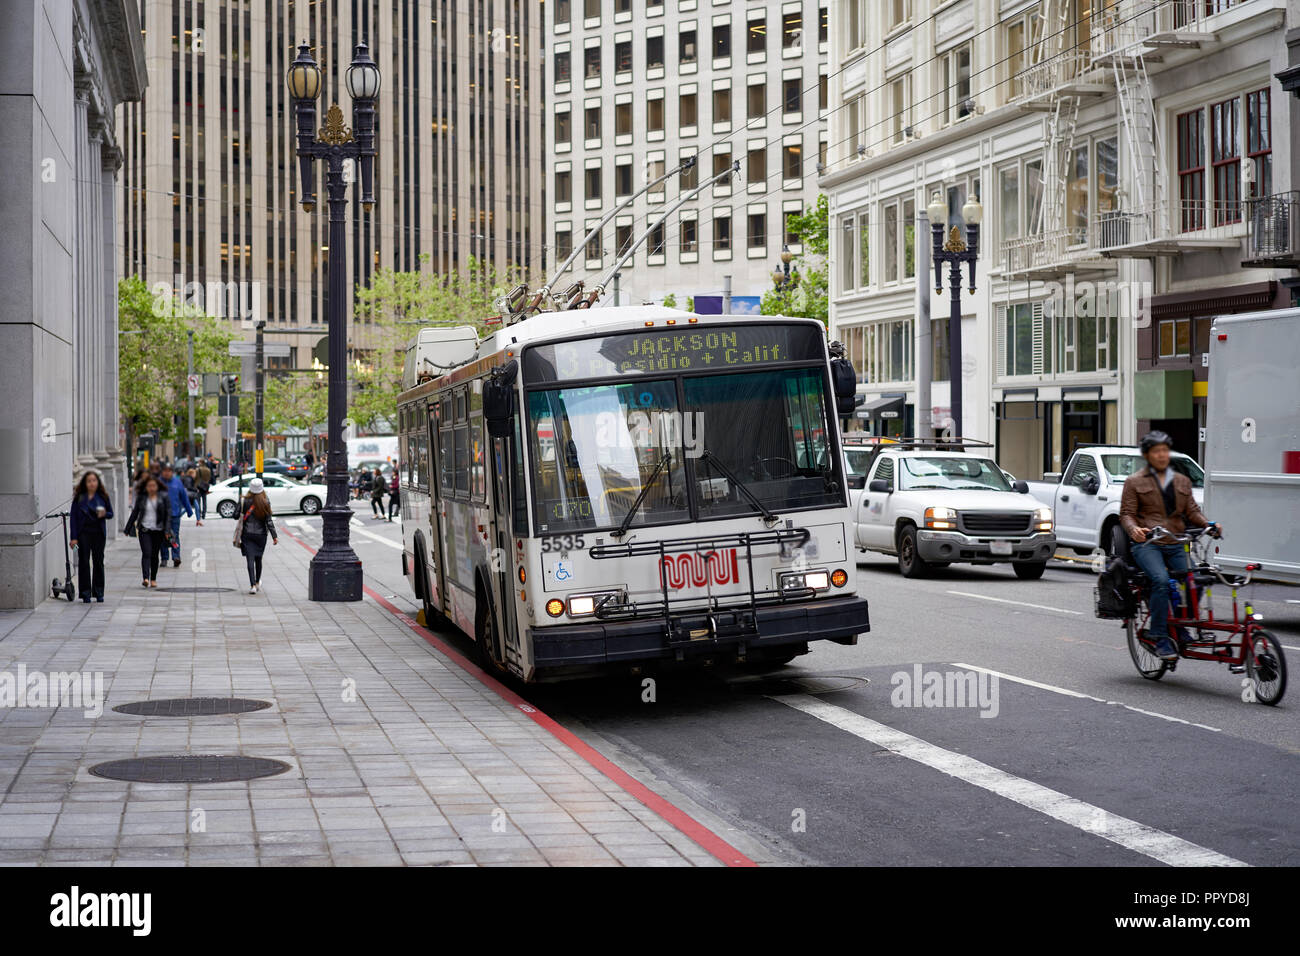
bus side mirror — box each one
[483,359,518,439]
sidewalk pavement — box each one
[0,509,725,866]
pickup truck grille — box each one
[958,512,1033,535]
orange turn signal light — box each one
[545,599,565,617]
[831,569,848,588]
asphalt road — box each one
[285,503,1300,867]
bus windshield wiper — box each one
[701,450,778,524]
[612,453,672,539]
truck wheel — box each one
[897,526,930,578]
[1013,561,1047,580]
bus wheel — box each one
[475,591,506,677]
[414,542,441,629]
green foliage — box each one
[117,276,237,440]
[760,194,829,325]
[662,292,677,309]
[685,296,694,313]
[348,254,532,432]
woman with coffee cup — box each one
[69,470,113,603]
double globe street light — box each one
[926,190,983,446]
[286,41,380,602]
[771,245,799,292]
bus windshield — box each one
[526,366,842,533]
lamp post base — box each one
[308,555,364,602]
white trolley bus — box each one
[395,307,871,681]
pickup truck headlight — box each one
[925,506,958,530]
[1034,507,1053,532]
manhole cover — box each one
[113,697,272,717]
[89,755,291,783]
[153,587,237,593]
[727,674,870,696]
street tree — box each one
[759,194,829,326]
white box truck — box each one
[1203,308,1300,586]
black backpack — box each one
[1094,556,1138,620]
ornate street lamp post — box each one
[287,41,379,602]
[927,190,983,447]
[771,244,799,291]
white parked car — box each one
[853,444,1056,579]
[208,474,327,518]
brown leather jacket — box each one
[1119,468,1207,543]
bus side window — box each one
[454,424,470,496]
[512,415,529,535]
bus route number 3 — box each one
[540,535,585,553]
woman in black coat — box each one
[69,470,113,602]
[123,474,172,588]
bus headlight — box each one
[567,592,621,617]
[1034,507,1053,532]
[780,570,830,592]
[925,507,958,530]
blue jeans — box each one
[1131,541,1188,638]
[195,492,207,520]
[166,514,183,561]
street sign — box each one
[228,341,291,357]
[222,416,240,440]
[202,372,221,396]
[241,354,255,391]
[187,374,200,397]
[880,410,900,419]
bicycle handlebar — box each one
[1145,525,1252,586]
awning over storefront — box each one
[856,393,906,420]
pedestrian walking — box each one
[370,468,387,518]
[235,478,278,594]
[69,470,113,603]
[124,474,172,588]
[194,460,212,523]
[159,464,194,567]
[388,469,400,521]
[357,467,373,501]
[305,450,314,471]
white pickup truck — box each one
[852,444,1056,579]
[1024,445,1205,556]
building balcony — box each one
[1242,192,1300,268]
[1091,0,1220,63]
[1094,200,1244,258]
[1000,227,1114,280]
[1011,51,1110,111]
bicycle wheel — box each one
[1245,629,1287,706]
[1126,619,1168,681]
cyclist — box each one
[1120,431,1220,661]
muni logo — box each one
[659,549,741,589]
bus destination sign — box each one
[523,324,824,382]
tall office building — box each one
[544,0,829,311]
[118,0,543,386]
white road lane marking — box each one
[771,693,1246,867]
[347,520,403,550]
[949,662,1221,733]
[946,590,1083,615]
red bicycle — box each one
[1115,525,1286,705]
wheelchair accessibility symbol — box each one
[555,562,571,581]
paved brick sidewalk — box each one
[0,510,724,866]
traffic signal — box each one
[220,373,240,395]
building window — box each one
[680,91,697,127]
[682,217,698,253]
[584,0,600,17]
[887,0,911,31]
[1005,11,1039,101]
[1246,88,1272,198]
[585,227,602,262]
[648,97,665,133]
[748,83,765,119]
[931,317,949,382]
[784,210,799,246]
[556,0,571,27]
[555,111,571,146]
[1159,318,1192,358]
[555,229,573,261]
[649,223,665,257]
[783,76,801,115]
[712,23,730,60]
[616,223,633,256]
[615,39,632,74]
[585,106,602,142]
[1211,96,1241,226]
[884,203,899,283]
[847,0,862,50]
[713,86,731,125]
[890,75,910,143]
[783,142,801,181]
[713,151,733,179]
[555,170,572,204]
[840,217,855,293]
[615,164,632,196]
[585,45,601,79]
[681,158,698,189]
[615,100,632,136]
[819,73,828,112]
[715,215,732,253]
[615,0,631,13]
[782,11,801,50]
[748,212,766,249]
[747,16,765,55]
[555,51,571,85]
[1177,108,1206,232]
[1005,304,1035,377]
[819,7,827,45]
[648,158,666,198]
[999,164,1020,243]
[747,145,765,181]
[586,168,602,202]
[857,212,869,287]
[647,35,664,70]
[939,44,973,126]
[679,29,697,65]
[1066,144,1088,242]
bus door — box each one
[428,395,451,615]
[490,430,521,668]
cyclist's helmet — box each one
[1139,430,1173,456]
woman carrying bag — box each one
[233,477,278,594]
[69,470,113,602]
[123,474,172,588]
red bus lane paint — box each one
[281,528,756,868]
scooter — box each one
[46,511,76,601]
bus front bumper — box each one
[528,594,869,671]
